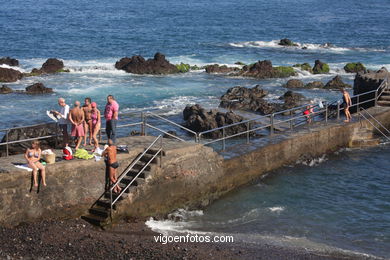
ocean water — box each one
[1,0,390,257]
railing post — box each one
[357,95,360,111]
[6,129,9,157]
[270,114,274,136]
[325,104,328,123]
[290,118,293,129]
[246,122,250,144]
[198,133,201,144]
[337,100,340,120]
[222,128,226,151]
[375,90,378,106]
[110,190,113,221]
[141,112,145,136]
[160,136,163,167]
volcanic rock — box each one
[25,83,53,94]
[324,76,351,90]
[344,62,366,73]
[239,60,296,78]
[115,53,179,74]
[205,64,239,74]
[312,60,330,74]
[219,85,268,110]
[183,104,248,139]
[284,79,304,88]
[29,58,66,75]
[304,81,324,88]
[279,91,307,109]
[0,67,23,82]
[0,85,13,94]
[0,57,19,67]
[278,38,298,47]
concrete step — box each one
[118,184,137,193]
[104,191,126,200]
[96,198,117,209]
[377,100,390,106]
[133,162,151,172]
[349,139,380,148]
[120,176,134,185]
[127,169,152,179]
[81,214,108,226]
[146,149,165,156]
[380,90,390,96]
[140,154,159,164]
[89,206,110,218]
[379,95,390,101]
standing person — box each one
[24,140,46,187]
[51,98,70,147]
[104,95,119,143]
[341,88,352,122]
[90,102,101,151]
[69,101,85,150]
[82,97,93,146]
[102,139,121,193]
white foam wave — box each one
[229,40,385,53]
[297,154,327,167]
[0,64,26,72]
[268,206,285,213]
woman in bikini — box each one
[90,102,101,150]
[24,140,46,187]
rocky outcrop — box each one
[0,57,19,67]
[25,83,53,94]
[115,53,179,74]
[0,67,23,82]
[293,63,313,73]
[0,123,61,156]
[219,85,268,110]
[28,58,66,76]
[205,64,239,74]
[239,60,296,78]
[0,85,13,94]
[279,91,307,109]
[284,79,304,88]
[344,62,366,73]
[312,60,330,74]
[324,76,351,90]
[305,81,324,88]
[183,104,248,138]
[278,38,298,47]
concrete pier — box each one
[1,106,390,227]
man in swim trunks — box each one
[102,139,121,193]
[341,88,352,122]
[69,101,85,150]
[104,95,119,144]
[82,97,93,146]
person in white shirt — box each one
[51,97,70,146]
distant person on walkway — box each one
[69,101,85,150]
[51,97,70,147]
[104,95,119,143]
[102,139,121,193]
[24,140,46,187]
[341,88,352,122]
[82,97,93,146]
[90,102,101,151]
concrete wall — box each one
[1,107,390,226]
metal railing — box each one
[359,107,390,141]
[109,135,163,219]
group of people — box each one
[25,95,121,190]
[52,95,119,150]
[303,89,352,123]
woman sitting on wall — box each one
[24,140,46,187]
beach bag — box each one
[63,146,73,160]
[42,149,56,164]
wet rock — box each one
[304,81,324,88]
[219,85,268,110]
[324,75,351,90]
[25,83,54,94]
[115,53,179,75]
[0,67,23,82]
[239,60,296,78]
[293,63,313,73]
[0,57,19,67]
[205,64,239,74]
[284,79,304,88]
[278,38,298,47]
[183,104,248,138]
[28,58,67,76]
[312,60,330,74]
[344,62,366,73]
[0,85,13,94]
[279,91,307,109]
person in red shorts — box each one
[69,101,85,150]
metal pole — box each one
[290,118,293,129]
[222,128,226,151]
[160,136,162,167]
[357,95,360,111]
[325,104,328,123]
[110,190,113,221]
[337,101,340,120]
[375,90,378,106]
[141,112,145,136]
[6,130,9,157]
[246,122,250,144]
[270,114,274,136]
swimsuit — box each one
[28,151,39,158]
[109,161,119,169]
[91,111,99,129]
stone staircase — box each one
[377,87,390,107]
[348,127,380,148]
[82,149,164,227]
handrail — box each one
[360,107,390,136]
[358,112,390,141]
[109,135,163,219]
[146,111,197,135]
[145,123,187,142]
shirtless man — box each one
[82,97,93,146]
[51,97,70,147]
[69,101,85,150]
[341,88,352,122]
[102,139,121,193]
